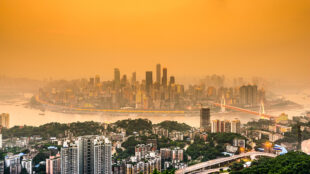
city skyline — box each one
[0,0,310,88]
[1,1,310,173]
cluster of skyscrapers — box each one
[38,65,265,111]
[239,85,262,106]
[48,135,112,174]
[39,64,187,110]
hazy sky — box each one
[1,0,310,86]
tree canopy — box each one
[230,151,310,174]
[115,119,152,134]
[156,121,191,132]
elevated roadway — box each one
[213,103,275,119]
[175,152,277,174]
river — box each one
[0,90,309,128]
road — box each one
[175,152,277,174]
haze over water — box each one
[1,89,309,128]
[1,0,309,127]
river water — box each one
[0,90,309,128]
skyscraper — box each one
[114,68,120,88]
[81,136,112,174]
[162,68,167,87]
[93,137,112,174]
[156,64,161,84]
[247,85,253,106]
[131,72,136,84]
[89,78,95,86]
[240,85,247,105]
[95,75,100,84]
[200,107,211,131]
[81,136,95,174]
[61,141,79,174]
[121,75,127,87]
[146,71,153,93]
[169,76,175,85]
[239,85,258,106]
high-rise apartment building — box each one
[223,120,231,133]
[156,64,161,85]
[160,148,171,160]
[200,107,211,132]
[93,137,112,174]
[231,119,241,133]
[5,154,21,174]
[61,141,79,174]
[46,153,61,174]
[21,158,33,174]
[171,148,183,162]
[0,113,10,128]
[211,120,221,133]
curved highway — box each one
[176,152,277,174]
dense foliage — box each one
[186,138,225,162]
[156,121,191,132]
[230,151,310,174]
[275,124,310,144]
[157,137,186,149]
[2,121,104,139]
[153,169,175,174]
[2,119,194,139]
[121,136,142,155]
[208,133,245,144]
[115,134,189,162]
[186,133,247,162]
[33,152,50,165]
[115,119,153,134]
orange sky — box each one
[0,0,310,85]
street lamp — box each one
[264,142,272,153]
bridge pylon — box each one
[259,101,266,119]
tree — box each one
[21,168,29,174]
[33,152,49,165]
[229,160,244,172]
